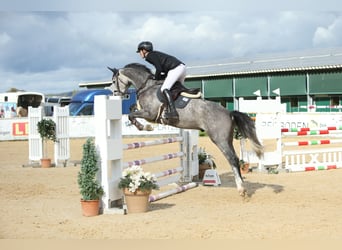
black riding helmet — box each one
[136,41,153,53]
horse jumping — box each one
[108,63,264,196]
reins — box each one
[135,76,158,97]
[113,73,126,96]
[113,69,154,98]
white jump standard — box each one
[94,95,199,214]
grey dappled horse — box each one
[108,63,263,196]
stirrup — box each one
[164,110,179,119]
[164,111,179,123]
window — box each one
[291,97,298,108]
[331,96,339,106]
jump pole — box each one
[283,139,342,147]
[281,126,342,133]
[149,182,198,202]
[282,130,342,136]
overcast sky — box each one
[1,1,342,94]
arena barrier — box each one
[94,95,199,214]
[237,97,342,172]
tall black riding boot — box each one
[163,89,179,122]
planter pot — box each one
[123,188,151,213]
[80,199,100,217]
[40,158,52,168]
[199,163,212,180]
[240,163,250,174]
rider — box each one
[136,41,186,122]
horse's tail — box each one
[230,110,264,158]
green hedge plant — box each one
[37,118,57,159]
[77,138,104,201]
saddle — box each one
[156,81,201,109]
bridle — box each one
[112,70,154,98]
[112,72,127,96]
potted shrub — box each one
[198,147,217,180]
[77,138,104,216]
[234,128,250,174]
[239,159,250,174]
[118,165,158,213]
[37,118,57,168]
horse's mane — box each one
[124,63,153,75]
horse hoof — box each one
[239,189,247,197]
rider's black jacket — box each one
[145,51,184,80]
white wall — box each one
[0,115,179,141]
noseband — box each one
[112,72,127,96]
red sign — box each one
[12,122,28,136]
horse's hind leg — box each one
[211,138,246,196]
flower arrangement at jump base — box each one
[118,165,159,213]
[198,147,217,180]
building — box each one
[184,47,342,112]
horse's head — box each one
[108,63,154,96]
[107,66,132,96]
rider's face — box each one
[139,49,147,58]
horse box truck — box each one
[0,91,45,118]
[69,88,136,116]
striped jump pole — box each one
[153,166,184,187]
[149,182,198,202]
[123,152,184,168]
[123,136,183,150]
[281,126,342,133]
[282,126,342,136]
[287,164,339,172]
[283,139,342,147]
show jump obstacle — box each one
[238,97,342,172]
[94,95,199,214]
[281,125,342,172]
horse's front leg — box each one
[128,109,154,131]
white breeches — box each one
[161,64,186,91]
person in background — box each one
[136,41,186,123]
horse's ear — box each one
[107,66,118,75]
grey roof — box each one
[186,47,342,78]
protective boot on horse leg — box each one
[162,88,179,122]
